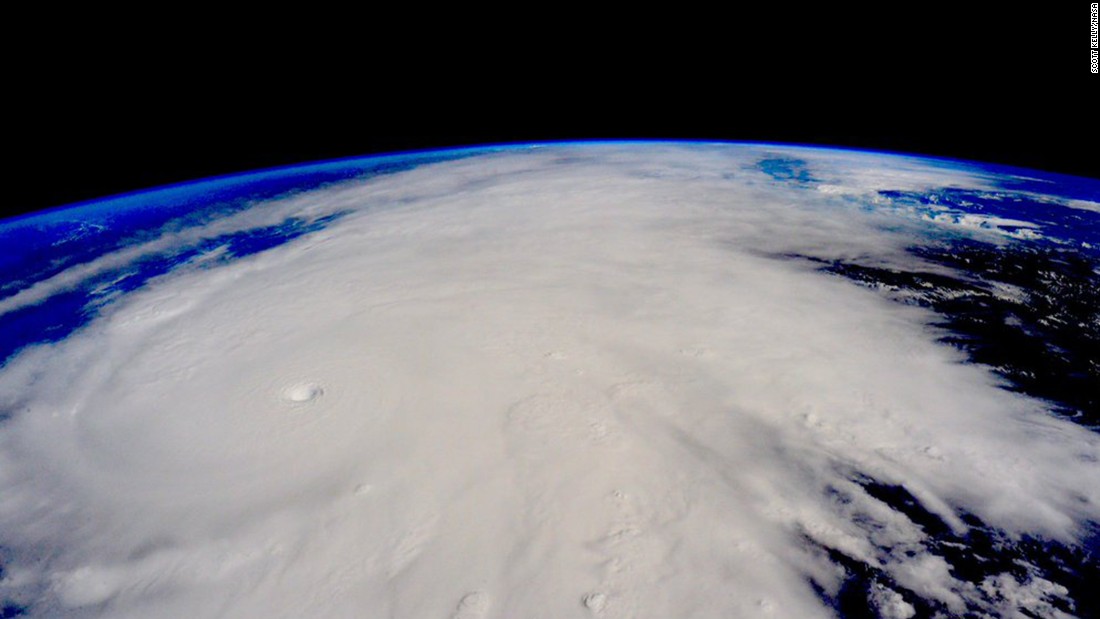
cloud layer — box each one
[1,143,1097,618]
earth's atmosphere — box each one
[0,142,1098,618]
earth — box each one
[0,142,1098,619]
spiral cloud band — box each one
[1,143,1097,618]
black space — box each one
[5,6,1097,220]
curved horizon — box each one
[7,139,1099,225]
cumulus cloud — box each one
[0,144,1097,617]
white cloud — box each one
[0,144,1097,617]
